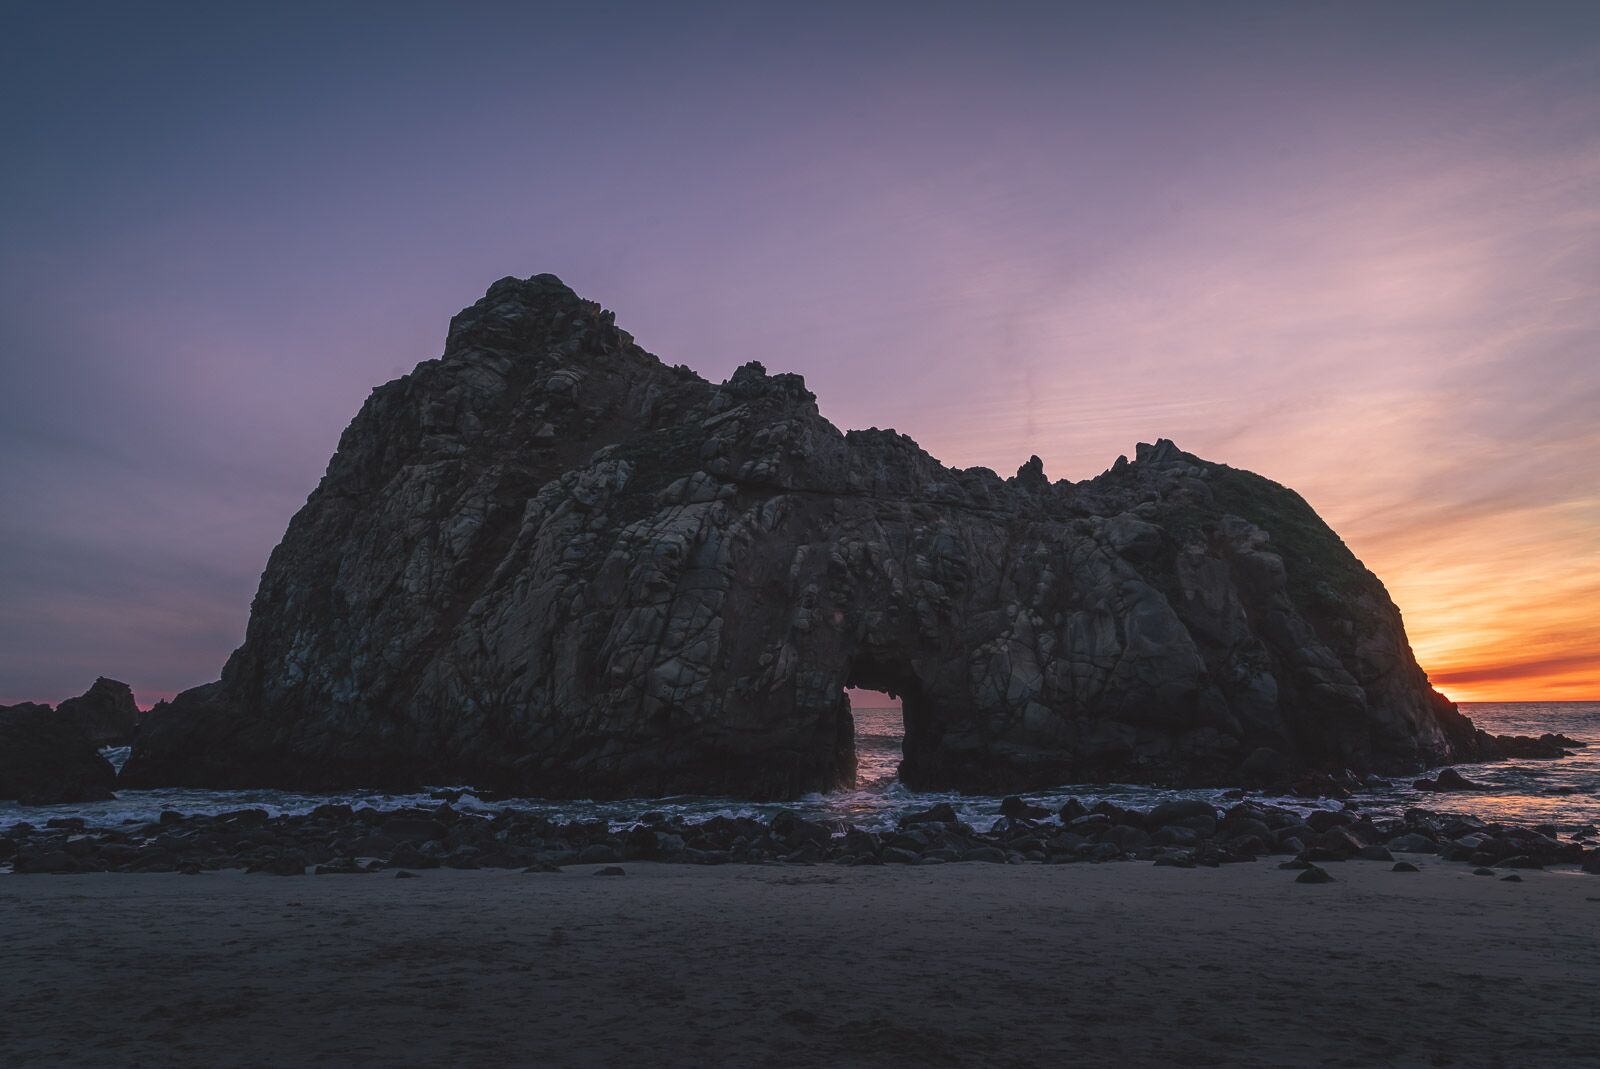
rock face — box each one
[56,676,141,746]
[123,274,1501,799]
[0,702,117,805]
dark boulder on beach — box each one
[0,702,117,805]
[901,804,959,827]
[1000,796,1051,819]
[1148,799,1220,828]
[121,273,1510,799]
[1386,833,1438,854]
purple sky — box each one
[2,3,1596,705]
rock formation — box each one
[55,676,141,747]
[0,702,117,805]
[123,273,1504,799]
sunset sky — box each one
[1,3,1595,706]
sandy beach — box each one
[2,860,1595,1068]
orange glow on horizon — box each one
[860,133,1600,708]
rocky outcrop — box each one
[5,798,1594,875]
[124,273,1506,799]
[56,677,141,746]
[0,703,117,805]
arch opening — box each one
[845,687,902,790]
[834,655,933,792]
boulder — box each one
[1386,833,1438,854]
[901,804,958,826]
[1147,799,1219,827]
[999,796,1051,820]
[381,816,448,843]
[118,274,1513,799]
[962,847,1009,864]
[1413,768,1486,792]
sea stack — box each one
[122,274,1498,799]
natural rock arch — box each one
[123,274,1498,799]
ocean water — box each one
[5,702,1596,834]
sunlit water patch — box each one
[6,702,1597,834]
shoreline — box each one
[3,861,1597,1067]
[5,793,1597,878]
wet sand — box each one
[2,860,1597,1068]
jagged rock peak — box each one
[725,360,813,402]
[1135,438,1183,465]
[123,274,1499,800]
[56,676,140,747]
[443,272,634,361]
[1012,454,1049,490]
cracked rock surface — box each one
[122,274,1499,799]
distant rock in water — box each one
[0,702,116,805]
[124,273,1510,800]
[1412,767,1487,792]
[55,676,141,747]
